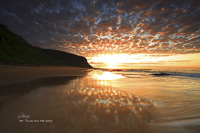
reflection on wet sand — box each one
[0,71,155,133]
[0,76,79,110]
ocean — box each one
[100,68,200,132]
[0,68,199,132]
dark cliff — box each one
[0,24,92,68]
[41,49,92,68]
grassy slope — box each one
[0,24,92,68]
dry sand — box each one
[0,65,91,86]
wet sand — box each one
[0,72,154,133]
[0,65,91,86]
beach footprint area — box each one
[0,71,155,133]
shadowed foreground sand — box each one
[0,65,91,86]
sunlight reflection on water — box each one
[0,71,155,133]
[90,70,125,80]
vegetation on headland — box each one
[0,24,92,68]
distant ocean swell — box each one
[107,69,200,78]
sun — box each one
[96,54,121,65]
[91,54,128,68]
[90,54,156,68]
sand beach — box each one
[0,65,91,86]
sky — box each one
[0,0,200,68]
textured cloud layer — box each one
[0,0,199,57]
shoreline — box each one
[0,65,92,86]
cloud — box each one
[0,0,199,57]
[97,18,117,29]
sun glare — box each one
[90,54,159,67]
[89,53,200,68]
[93,54,126,66]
